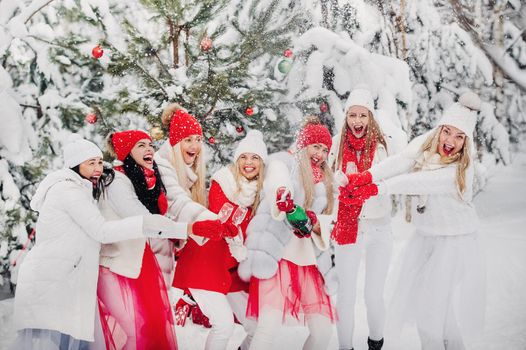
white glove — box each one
[142,214,187,239]
[334,170,349,187]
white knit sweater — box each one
[370,134,478,236]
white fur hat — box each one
[63,134,103,168]
[437,91,481,138]
[233,130,268,164]
[344,88,374,112]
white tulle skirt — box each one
[10,329,91,350]
[387,231,486,344]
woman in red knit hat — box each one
[174,130,268,350]
[238,117,337,350]
[328,87,392,350]
[95,130,230,350]
[151,104,225,289]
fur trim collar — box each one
[211,167,257,208]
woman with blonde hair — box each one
[152,103,220,287]
[239,118,337,350]
[329,87,393,350]
[174,130,268,350]
[342,92,486,349]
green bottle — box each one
[285,205,313,236]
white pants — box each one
[249,309,333,350]
[190,289,255,350]
[334,219,393,349]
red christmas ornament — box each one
[85,113,97,124]
[208,136,216,144]
[319,102,329,113]
[283,49,293,58]
[91,45,104,59]
[200,37,213,52]
[236,126,244,133]
[245,107,254,116]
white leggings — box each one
[249,309,333,350]
[334,220,393,349]
[190,289,255,350]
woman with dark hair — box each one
[12,135,185,350]
[96,130,230,350]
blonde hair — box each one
[228,160,265,217]
[297,148,335,215]
[335,109,387,171]
[417,126,471,195]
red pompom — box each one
[91,45,104,59]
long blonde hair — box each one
[228,160,265,217]
[297,148,335,215]
[161,103,207,206]
[417,126,471,196]
[335,109,387,171]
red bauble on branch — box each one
[85,113,97,124]
[200,37,213,52]
[91,45,104,59]
[319,102,329,113]
[245,107,254,116]
[283,49,293,58]
[208,136,216,144]
[236,126,244,133]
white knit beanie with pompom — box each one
[63,134,103,168]
[344,87,375,113]
[437,91,481,138]
[233,130,268,164]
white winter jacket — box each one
[99,171,187,278]
[14,169,144,341]
[370,132,479,236]
[152,141,217,286]
[328,133,391,220]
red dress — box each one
[173,181,252,294]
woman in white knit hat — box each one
[328,87,393,350]
[11,135,189,350]
[173,130,268,350]
[340,92,486,349]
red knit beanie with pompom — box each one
[169,109,203,146]
[112,130,152,161]
[296,123,332,151]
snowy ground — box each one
[1,155,525,350]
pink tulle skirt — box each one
[96,244,177,350]
[247,259,336,325]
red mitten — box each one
[306,210,318,226]
[339,183,378,206]
[192,219,223,240]
[191,304,211,328]
[222,221,239,238]
[293,228,311,239]
[345,171,373,190]
[276,187,294,212]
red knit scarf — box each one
[311,162,324,184]
[332,130,377,245]
[115,165,168,215]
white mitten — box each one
[142,214,187,239]
[334,169,349,187]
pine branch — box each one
[24,0,57,24]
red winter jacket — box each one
[172,181,251,294]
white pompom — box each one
[246,129,264,140]
[66,133,83,144]
[458,91,481,111]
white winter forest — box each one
[0,0,525,349]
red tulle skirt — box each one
[246,259,336,325]
[97,244,177,350]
